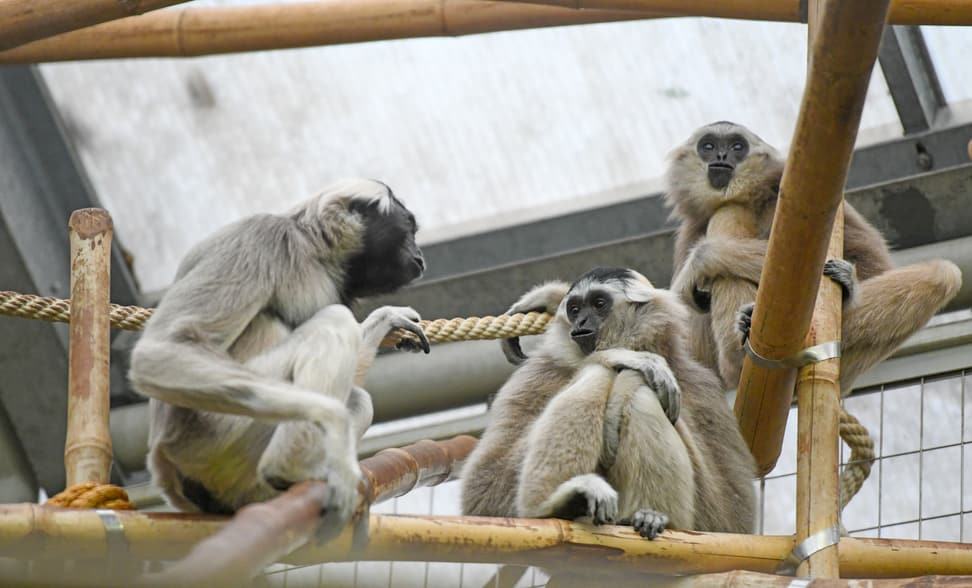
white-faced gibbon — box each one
[463,268,756,538]
[666,121,962,393]
[129,179,430,537]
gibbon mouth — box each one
[707,164,734,190]
[570,329,597,354]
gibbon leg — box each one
[839,259,961,393]
[245,305,364,538]
[249,304,362,484]
[605,370,696,538]
[516,364,618,524]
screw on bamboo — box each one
[497,0,972,25]
[0,0,660,64]
[0,0,190,52]
[149,436,477,585]
[64,209,114,487]
[732,0,891,478]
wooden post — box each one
[64,209,114,487]
[732,0,890,476]
[0,0,190,52]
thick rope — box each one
[0,290,551,344]
[46,482,136,510]
[1,289,875,505]
[838,407,875,510]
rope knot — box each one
[46,482,136,510]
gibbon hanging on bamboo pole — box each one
[0,0,660,64]
[0,0,190,52]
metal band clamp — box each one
[777,525,841,575]
[744,339,841,370]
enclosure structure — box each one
[0,0,971,586]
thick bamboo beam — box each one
[3,505,972,581]
[498,0,972,25]
[0,0,661,64]
[733,0,891,476]
[64,209,114,487]
[0,0,190,52]
[149,435,477,584]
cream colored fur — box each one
[666,122,963,394]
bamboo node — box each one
[46,482,136,510]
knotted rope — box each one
[1,289,874,509]
[838,407,875,510]
[46,482,136,510]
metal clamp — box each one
[778,525,841,575]
[96,509,131,575]
[745,339,841,370]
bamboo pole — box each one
[64,209,114,487]
[792,0,845,578]
[657,570,972,587]
[732,0,890,476]
[0,0,190,52]
[148,435,477,584]
[0,0,661,64]
[496,0,972,25]
[3,505,972,580]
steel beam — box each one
[878,25,946,135]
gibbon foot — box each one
[823,259,857,302]
[630,508,670,540]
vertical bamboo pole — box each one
[0,0,190,52]
[792,0,848,577]
[64,209,114,486]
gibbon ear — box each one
[623,271,655,303]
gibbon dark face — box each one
[563,267,637,355]
[343,194,425,300]
[696,129,750,190]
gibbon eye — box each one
[568,304,580,317]
[701,142,715,151]
[593,297,607,309]
[732,141,745,151]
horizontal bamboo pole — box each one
[0,0,189,52]
[64,209,114,487]
[658,570,972,587]
[498,0,972,25]
[733,0,891,476]
[0,0,661,64]
[2,505,972,580]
